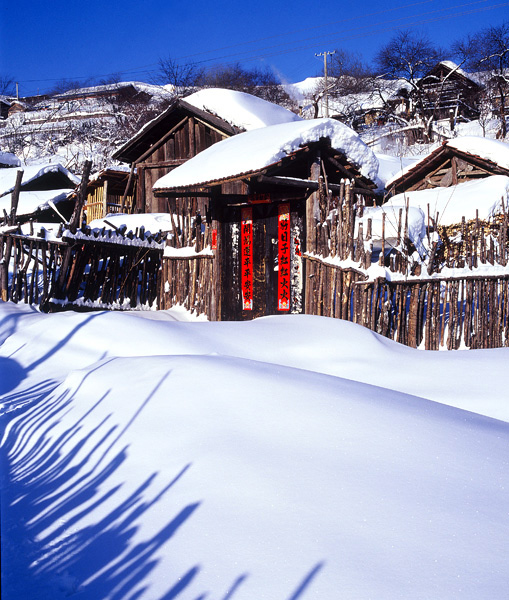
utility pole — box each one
[315,51,335,118]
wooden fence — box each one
[0,208,214,315]
[303,180,509,349]
[305,260,509,349]
[159,209,215,316]
[2,177,509,348]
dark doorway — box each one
[220,199,305,321]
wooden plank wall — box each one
[137,117,228,213]
[85,186,134,223]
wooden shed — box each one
[386,137,509,196]
[153,118,378,321]
[112,97,241,215]
[81,168,135,224]
[112,88,302,216]
[415,61,481,122]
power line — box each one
[175,0,437,61]
[14,0,509,94]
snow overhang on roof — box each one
[183,88,302,131]
[0,152,21,168]
[0,163,80,197]
[153,118,379,192]
[0,188,74,218]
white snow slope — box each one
[1,303,508,600]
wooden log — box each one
[10,170,24,226]
[69,160,92,234]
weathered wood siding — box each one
[137,117,228,213]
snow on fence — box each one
[304,182,509,349]
[0,208,213,315]
[2,179,509,348]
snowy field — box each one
[1,303,509,599]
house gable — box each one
[387,141,509,195]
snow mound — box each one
[385,175,509,226]
[447,136,509,170]
[154,118,378,190]
[184,87,302,131]
[357,204,427,255]
[1,305,509,599]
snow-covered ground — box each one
[1,302,508,599]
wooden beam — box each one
[10,169,23,225]
[255,174,377,196]
[138,159,187,168]
[134,116,188,165]
[120,162,136,212]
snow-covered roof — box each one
[384,175,509,226]
[153,118,378,191]
[0,151,21,167]
[386,136,509,188]
[53,81,172,100]
[183,88,302,131]
[0,188,73,218]
[447,137,509,170]
[0,163,80,197]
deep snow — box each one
[1,303,509,599]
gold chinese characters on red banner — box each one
[278,203,290,311]
[241,207,253,310]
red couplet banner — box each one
[241,207,253,310]
[278,203,291,311]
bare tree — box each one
[154,56,205,96]
[457,22,509,138]
[375,30,444,138]
[199,62,292,106]
[49,78,94,95]
[0,75,16,96]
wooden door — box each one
[220,200,305,321]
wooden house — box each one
[414,61,481,123]
[386,136,509,195]
[112,88,302,216]
[0,96,11,120]
[152,118,378,321]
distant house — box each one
[414,61,481,124]
[386,136,509,195]
[113,88,302,215]
[0,96,11,120]
[152,118,378,320]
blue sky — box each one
[1,0,509,96]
